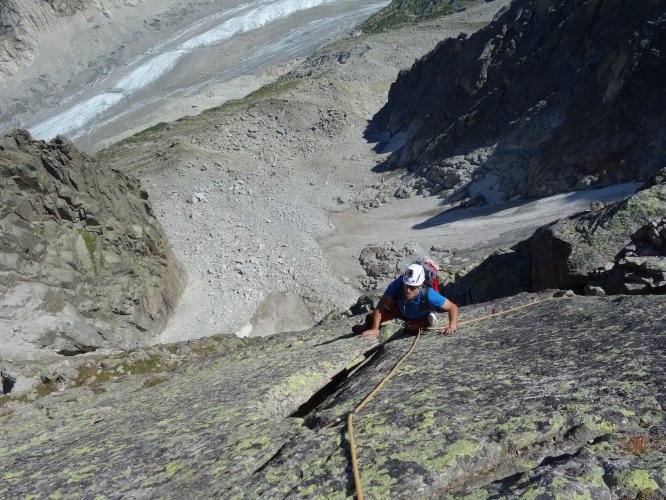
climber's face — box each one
[404,284,420,301]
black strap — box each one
[418,287,429,310]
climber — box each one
[352,263,458,338]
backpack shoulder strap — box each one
[419,287,429,309]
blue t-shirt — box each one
[385,278,447,319]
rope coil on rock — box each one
[346,295,573,500]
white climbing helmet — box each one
[403,263,425,286]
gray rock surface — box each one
[244,294,666,499]
[533,177,666,294]
[1,293,665,498]
[0,316,381,497]
[379,0,666,201]
[358,240,431,290]
[442,173,666,304]
[0,129,184,362]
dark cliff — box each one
[380,0,666,199]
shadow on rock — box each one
[442,239,533,306]
[412,198,536,230]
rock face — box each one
[442,238,533,305]
[1,293,665,498]
[443,171,666,304]
[0,130,184,360]
[532,173,666,294]
[380,0,666,199]
[0,0,93,76]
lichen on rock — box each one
[1,293,665,498]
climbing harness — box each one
[345,295,573,500]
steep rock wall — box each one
[532,171,666,293]
[381,0,666,199]
[442,168,666,303]
[0,129,184,359]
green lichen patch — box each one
[35,378,58,398]
[165,460,184,478]
[0,391,29,414]
[123,355,167,375]
[612,469,661,494]
[187,342,218,357]
[64,464,97,484]
[143,376,170,389]
[69,360,113,390]
[66,353,182,394]
[360,0,477,33]
[79,229,98,275]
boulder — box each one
[442,239,533,305]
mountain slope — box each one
[380,0,666,200]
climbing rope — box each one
[346,295,573,500]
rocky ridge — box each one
[0,129,184,365]
[377,0,666,203]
